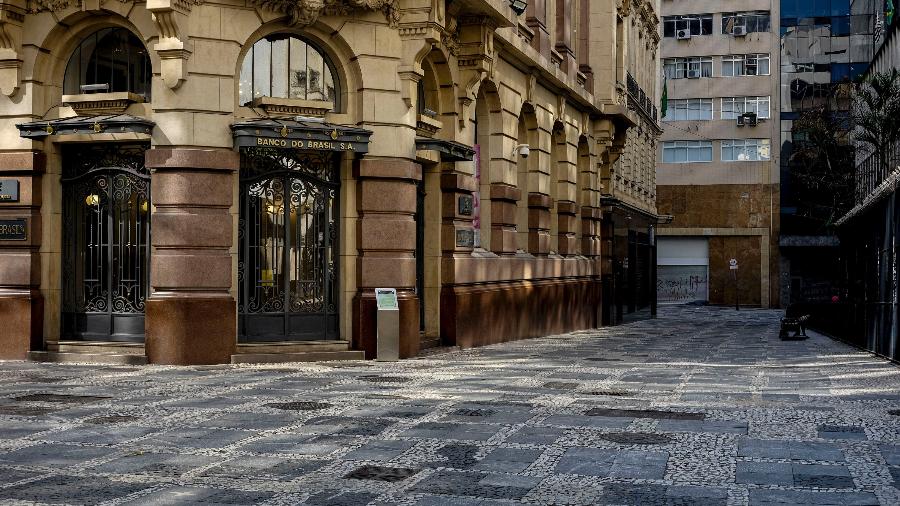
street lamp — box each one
[509,0,527,15]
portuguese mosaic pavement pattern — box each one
[1,306,900,505]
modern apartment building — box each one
[656,1,781,307]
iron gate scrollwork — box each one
[239,147,339,341]
[62,143,150,342]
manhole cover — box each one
[0,405,57,416]
[344,465,419,482]
[584,408,705,420]
[543,382,578,390]
[14,393,110,404]
[452,408,496,417]
[587,390,632,397]
[85,415,140,424]
[266,401,332,411]
[599,432,674,444]
[358,376,411,383]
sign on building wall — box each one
[0,219,26,240]
[0,179,18,202]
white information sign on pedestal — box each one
[375,288,399,361]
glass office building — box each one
[779,0,876,304]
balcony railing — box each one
[854,142,900,204]
[626,72,658,123]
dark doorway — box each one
[238,148,339,342]
[61,143,150,342]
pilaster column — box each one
[528,192,551,255]
[145,148,237,365]
[0,151,42,359]
[554,0,576,76]
[581,205,602,257]
[490,183,519,254]
[352,158,420,359]
[525,0,551,58]
[557,201,579,255]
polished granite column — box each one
[144,148,237,364]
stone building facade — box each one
[655,0,780,308]
[0,0,660,364]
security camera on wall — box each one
[515,144,530,159]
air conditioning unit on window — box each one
[687,70,701,79]
[737,112,758,127]
[732,25,747,37]
[676,29,692,40]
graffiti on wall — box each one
[658,265,708,304]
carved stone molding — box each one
[147,0,196,89]
[0,2,23,97]
[253,0,401,27]
[26,0,128,13]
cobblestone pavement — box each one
[1,306,900,505]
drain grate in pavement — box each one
[14,393,110,404]
[889,410,900,416]
[598,432,674,444]
[452,408,497,417]
[345,465,419,482]
[358,375,411,383]
[265,401,332,411]
[818,424,865,433]
[543,382,578,390]
[584,408,705,420]
[0,405,57,416]
[584,357,622,362]
[586,390,633,397]
[85,415,140,424]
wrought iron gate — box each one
[238,148,339,341]
[62,144,150,342]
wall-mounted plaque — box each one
[456,229,475,248]
[0,219,26,240]
[0,179,19,202]
[458,195,474,216]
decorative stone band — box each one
[250,0,401,27]
[231,118,372,154]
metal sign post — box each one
[375,288,400,361]
[729,259,739,310]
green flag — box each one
[889,0,895,25]
[661,76,668,119]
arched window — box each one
[239,34,338,108]
[63,28,151,99]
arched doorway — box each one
[60,28,153,342]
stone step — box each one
[231,350,365,364]
[28,350,149,366]
[50,341,146,356]
[234,340,353,354]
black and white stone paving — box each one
[0,306,899,505]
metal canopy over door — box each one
[61,143,151,342]
[238,147,339,341]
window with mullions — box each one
[722,11,771,33]
[722,54,770,77]
[662,141,713,163]
[663,57,713,79]
[721,139,771,161]
[63,28,151,99]
[721,96,770,119]
[663,15,714,37]
[239,34,339,108]
[663,99,713,121]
